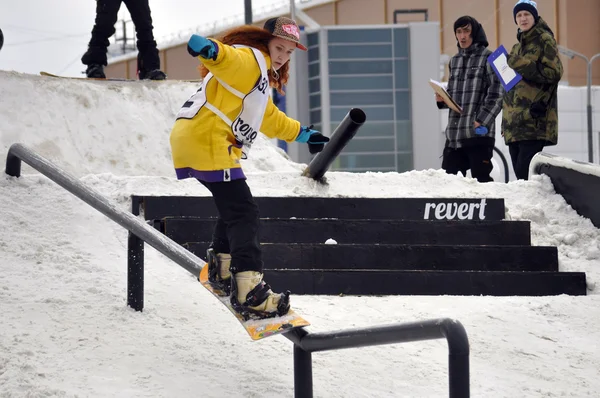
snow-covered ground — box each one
[1,70,599,397]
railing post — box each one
[127,231,144,311]
[294,345,313,398]
[5,148,22,177]
[442,320,470,398]
[127,196,144,311]
[492,146,510,183]
[449,351,470,398]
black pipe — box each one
[284,318,469,397]
[127,231,144,311]
[294,345,313,398]
[303,108,366,180]
[5,147,21,176]
[493,146,510,183]
[294,319,468,354]
[441,319,470,398]
[127,196,144,312]
[244,0,252,24]
[4,143,203,276]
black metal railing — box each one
[4,143,203,311]
[284,320,469,398]
[493,146,510,183]
[5,143,470,397]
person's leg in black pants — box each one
[209,218,230,255]
[81,0,123,68]
[123,0,161,73]
[466,144,494,183]
[200,179,263,273]
[509,140,545,180]
[442,147,469,177]
[203,216,233,292]
[200,178,289,316]
[508,142,520,179]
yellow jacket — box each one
[170,39,301,182]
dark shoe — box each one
[85,64,106,79]
[139,69,167,80]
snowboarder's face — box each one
[455,24,473,49]
[516,10,535,32]
[268,37,296,70]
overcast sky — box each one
[0,0,284,77]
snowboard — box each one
[199,264,310,341]
[40,71,201,83]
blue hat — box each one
[513,0,539,24]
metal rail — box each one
[5,143,470,397]
[284,319,469,397]
[4,143,203,310]
[493,146,510,183]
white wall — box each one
[437,86,600,181]
[410,22,444,171]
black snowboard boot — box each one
[85,64,106,79]
[230,271,291,320]
[206,248,231,296]
[139,69,167,80]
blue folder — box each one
[487,45,522,91]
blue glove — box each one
[475,125,488,136]
[296,125,330,154]
[187,34,217,60]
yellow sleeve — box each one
[260,97,301,142]
[199,40,262,94]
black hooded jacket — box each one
[438,17,504,148]
[457,16,489,48]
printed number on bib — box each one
[233,117,258,144]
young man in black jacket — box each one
[81,0,166,80]
[436,16,504,182]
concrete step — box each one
[264,270,587,296]
[184,242,558,272]
[164,217,531,246]
[137,195,506,221]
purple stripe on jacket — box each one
[175,167,246,182]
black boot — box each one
[137,53,166,80]
[85,64,106,79]
[143,69,167,80]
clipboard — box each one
[487,45,522,91]
[429,79,462,114]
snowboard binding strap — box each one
[230,278,291,321]
[206,248,231,296]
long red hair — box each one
[198,25,289,94]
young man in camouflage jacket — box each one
[502,0,563,180]
[436,16,504,183]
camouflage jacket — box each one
[502,18,563,146]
